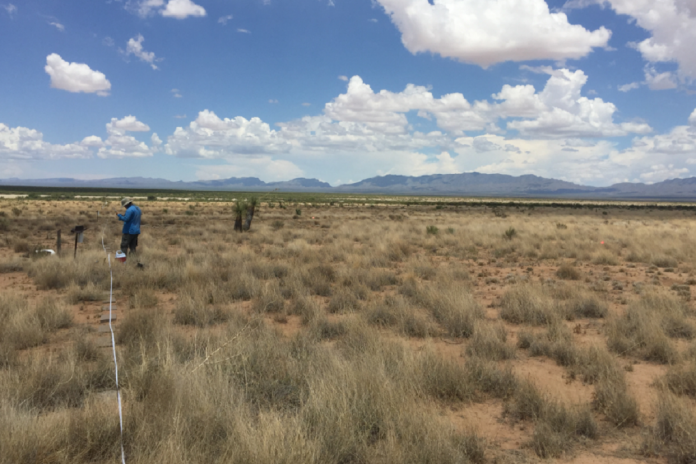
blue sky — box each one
[1,0,695,186]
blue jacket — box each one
[118,205,142,235]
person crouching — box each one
[117,197,142,256]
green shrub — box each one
[503,227,517,240]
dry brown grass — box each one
[3,198,696,462]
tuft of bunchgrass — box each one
[499,284,560,325]
[466,322,516,361]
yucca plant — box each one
[233,201,247,232]
[243,197,258,231]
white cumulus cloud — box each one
[124,34,160,70]
[498,69,653,138]
[0,123,92,160]
[567,0,696,84]
[49,21,64,31]
[161,0,206,19]
[126,0,205,19]
[375,0,611,68]
[618,82,640,92]
[99,116,158,158]
[44,54,111,96]
[644,66,678,90]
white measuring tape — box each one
[102,236,126,464]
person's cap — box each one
[121,197,133,207]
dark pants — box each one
[120,234,139,256]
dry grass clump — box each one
[606,290,691,363]
[66,282,103,304]
[592,251,618,266]
[173,288,231,327]
[0,293,72,352]
[13,239,30,253]
[466,322,516,361]
[35,298,73,332]
[520,322,583,367]
[663,362,696,399]
[1,348,113,414]
[0,260,23,273]
[530,404,598,458]
[253,282,286,314]
[365,295,436,338]
[128,287,159,309]
[642,393,696,463]
[651,254,679,268]
[327,288,361,314]
[592,370,640,427]
[504,380,598,458]
[415,283,484,338]
[556,263,581,280]
[117,307,166,348]
[463,356,518,399]
[289,294,323,325]
[499,284,559,325]
[567,295,608,319]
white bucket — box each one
[115,251,127,263]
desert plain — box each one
[1,197,695,464]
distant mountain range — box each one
[2,173,696,200]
